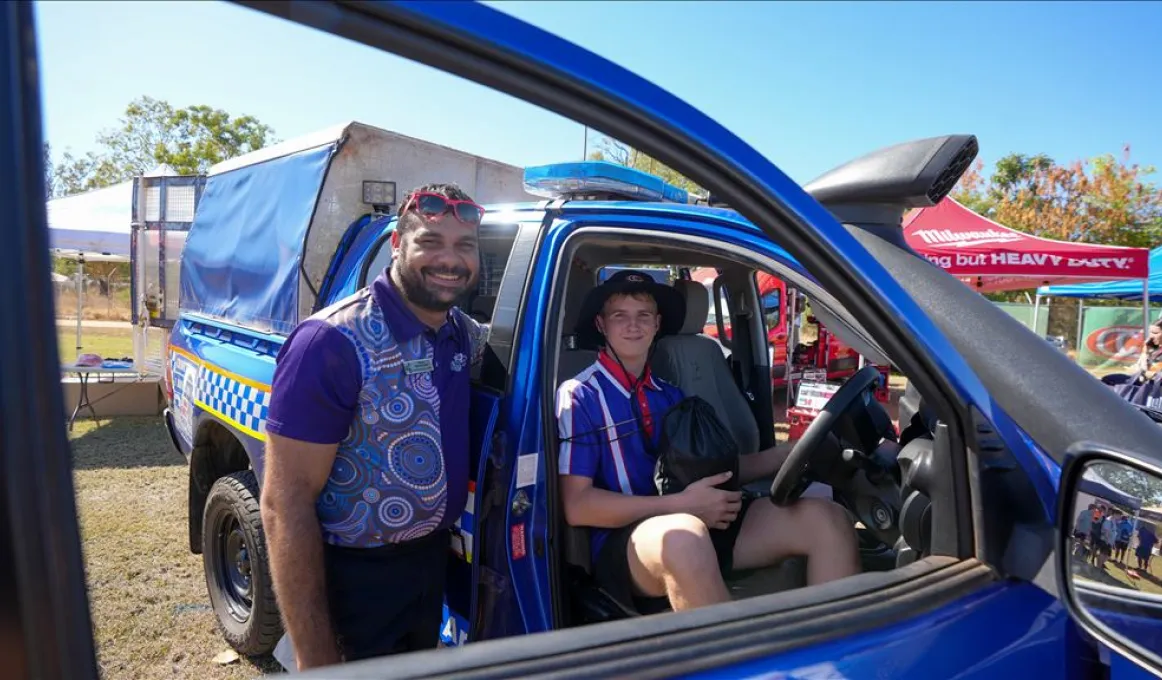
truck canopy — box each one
[179,121,536,335]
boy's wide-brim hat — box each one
[574,269,686,349]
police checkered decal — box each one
[197,366,270,436]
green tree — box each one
[989,153,1054,205]
[1091,462,1162,507]
[951,147,1162,248]
[949,160,994,216]
[948,148,1162,321]
[50,96,275,197]
[588,135,705,196]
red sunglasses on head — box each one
[403,191,485,224]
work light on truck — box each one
[362,180,398,210]
[522,160,690,203]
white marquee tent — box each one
[47,180,134,258]
[47,164,182,371]
[46,163,179,259]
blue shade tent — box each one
[1037,246,1162,301]
[1080,466,1143,511]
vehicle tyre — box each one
[202,470,282,656]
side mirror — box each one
[1059,443,1162,675]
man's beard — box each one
[392,253,475,313]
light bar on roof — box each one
[523,161,690,204]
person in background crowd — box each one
[1136,524,1158,572]
[261,183,489,669]
[1088,505,1105,566]
[1074,503,1096,560]
[1098,509,1118,570]
[1114,513,1134,565]
[1135,319,1162,376]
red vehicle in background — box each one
[692,268,890,439]
[694,269,862,386]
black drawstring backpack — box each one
[606,342,741,497]
[652,395,741,495]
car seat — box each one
[653,279,760,456]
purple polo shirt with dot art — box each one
[265,271,488,548]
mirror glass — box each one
[1067,459,1162,660]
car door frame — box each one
[6,0,1161,678]
[0,2,101,678]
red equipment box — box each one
[786,365,892,441]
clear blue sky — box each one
[32,0,1162,186]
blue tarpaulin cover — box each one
[178,143,336,335]
[1038,247,1162,301]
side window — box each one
[589,265,740,348]
[700,283,723,324]
[363,235,394,285]
[798,297,819,346]
[761,290,781,330]
[360,224,518,323]
[470,227,519,322]
[711,280,732,346]
[596,265,673,286]
[594,265,734,338]
[685,268,730,343]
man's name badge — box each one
[404,358,434,375]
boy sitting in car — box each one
[556,270,861,614]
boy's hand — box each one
[679,472,742,529]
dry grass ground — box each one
[59,326,135,365]
[1100,554,1162,594]
[56,287,133,322]
[69,417,281,679]
[1071,544,1162,596]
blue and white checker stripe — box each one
[196,365,271,439]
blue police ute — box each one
[3,2,1162,679]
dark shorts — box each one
[1096,540,1111,555]
[1116,540,1130,552]
[323,529,450,662]
[594,496,756,615]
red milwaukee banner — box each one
[903,198,1149,292]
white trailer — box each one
[204,120,538,322]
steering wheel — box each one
[770,365,884,505]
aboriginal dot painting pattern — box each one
[315,290,448,547]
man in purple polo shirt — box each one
[260,183,489,669]
[557,270,860,614]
